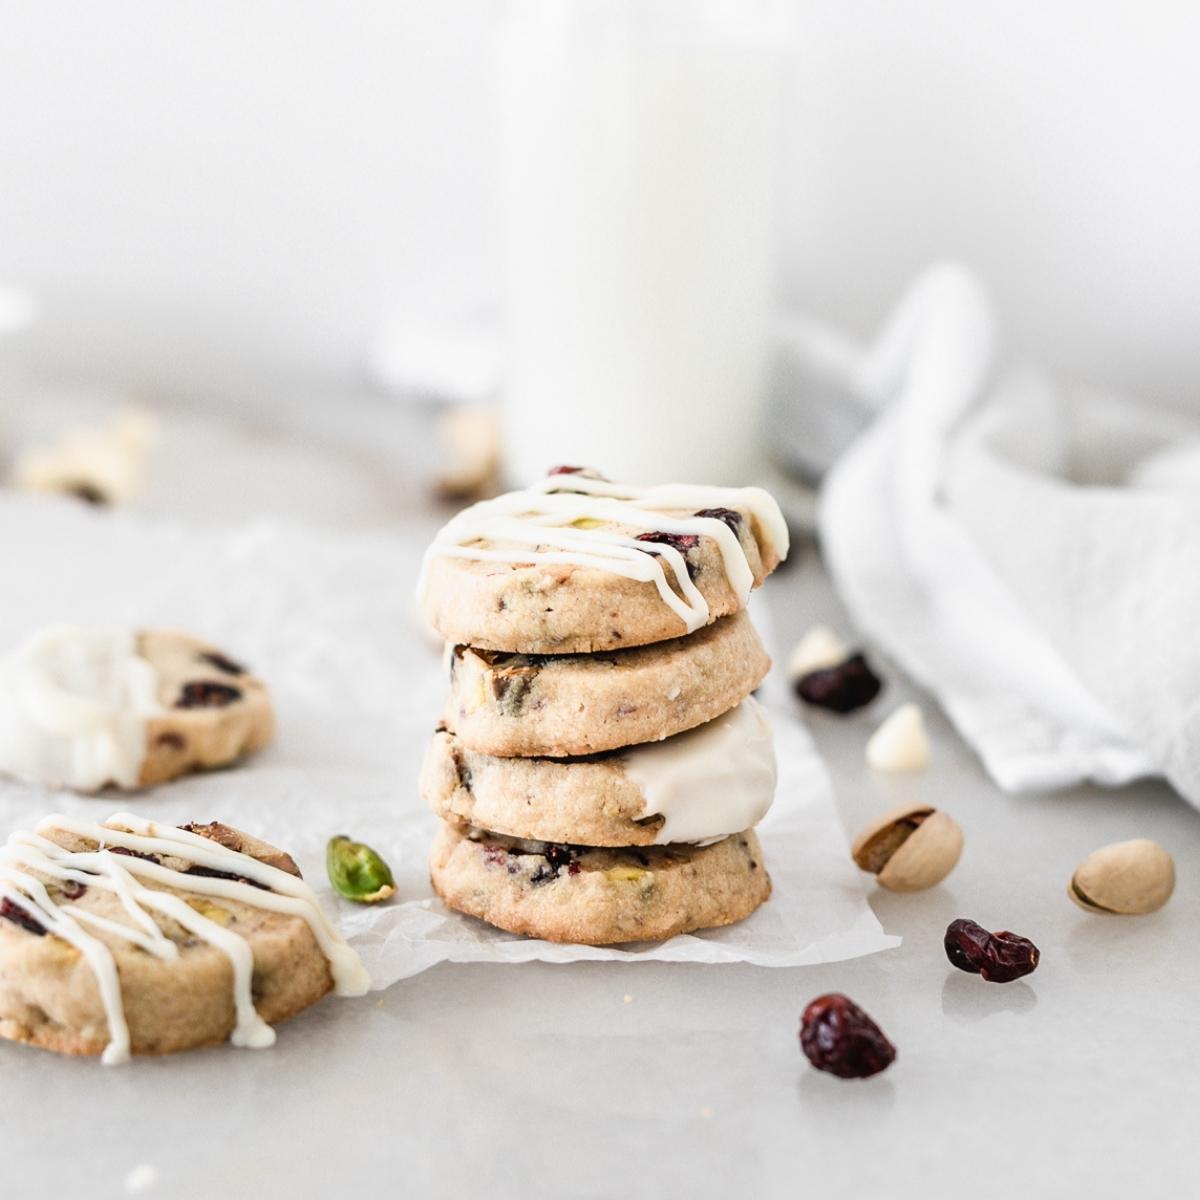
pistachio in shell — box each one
[851,802,963,892]
[326,835,396,904]
[1069,838,1174,915]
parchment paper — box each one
[0,496,898,983]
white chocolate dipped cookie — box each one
[0,814,369,1060]
[0,626,275,792]
[420,468,789,654]
[422,698,776,847]
[429,822,770,945]
[442,611,770,758]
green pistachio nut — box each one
[326,835,396,904]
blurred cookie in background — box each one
[11,405,158,507]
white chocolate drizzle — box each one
[420,473,789,633]
[0,813,370,1064]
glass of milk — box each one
[498,0,792,486]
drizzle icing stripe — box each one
[0,815,370,1064]
[420,474,788,634]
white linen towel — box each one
[813,263,1200,805]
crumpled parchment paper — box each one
[0,496,898,983]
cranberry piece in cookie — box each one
[693,507,743,534]
[175,681,243,709]
[0,897,47,936]
[634,531,700,555]
[198,650,246,676]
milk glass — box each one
[498,0,791,486]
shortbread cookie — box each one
[429,822,770,944]
[138,630,274,786]
[443,611,769,757]
[0,626,275,792]
[422,698,776,846]
[420,469,789,653]
[0,814,369,1060]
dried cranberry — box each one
[544,844,577,870]
[638,533,700,577]
[799,993,895,1079]
[795,653,882,713]
[198,651,246,676]
[110,846,161,864]
[693,507,743,534]
[482,845,510,869]
[175,681,242,708]
[547,465,585,475]
[529,843,580,885]
[635,531,699,555]
[61,879,88,900]
[68,483,109,506]
[185,864,269,891]
[944,918,1040,983]
[0,897,47,936]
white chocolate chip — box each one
[866,703,930,772]
[666,684,681,701]
[124,1164,160,1194]
[786,625,848,681]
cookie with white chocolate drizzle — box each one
[420,468,789,654]
[0,814,368,1061]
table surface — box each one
[4,403,1198,1200]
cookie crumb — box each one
[623,993,633,1004]
[124,1164,159,1194]
[376,998,385,1008]
[700,1107,715,1120]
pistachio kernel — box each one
[851,802,963,892]
[605,866,649,883]
[186,898,233,926]
[1069,838,1175,915]
[326,835,397,904]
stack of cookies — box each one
[418,468,789,945]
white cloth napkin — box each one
[812,262,1200,805]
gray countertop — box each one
[3,408,1197,1199]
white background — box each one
[1,0,1198,409]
